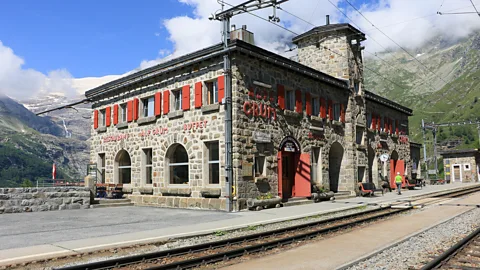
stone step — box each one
[90,202,134,209]
[282,199,314,207]
[92,198,131,205]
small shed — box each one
[439,149,480,183]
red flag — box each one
[52,163,56,180]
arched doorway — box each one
[277,136,310,200]
[329,142,344,193]
[166,144,189,184]
[115,150,131,184]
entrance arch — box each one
[277,136,311,200]
[114,149,131,184]
[329,142,344,193]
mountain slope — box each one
[364,31,480,151]
[0,95,89,187]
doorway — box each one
[453,165,461,182]
[281,152,295,199]
[329,142,344,193]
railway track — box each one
[56,186,480,270]
[421,227,480,270]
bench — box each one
[95,184,124,199]
[359,182,384,197]
[430,179,445,185]
[405,179,416,190]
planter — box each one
[312,191,335,203]
[247,197,282,211]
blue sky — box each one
[0,0,377,78]
[0,0,192,77]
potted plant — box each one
[312,184,334,202]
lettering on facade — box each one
[103,134,129,143]
[183,120,208,131]
[279,136,301,152]
[252,131,272,143]
[243,87,277,121]
[139,127,169,137]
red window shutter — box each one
[163,90,170,115]
[113,104,119,125]
[389,118,393,134]
[105,106,111,127]
[155,92,162,116]
[133,98,139,120]
[328,100,333,121]
[194,82,202,108]
[340,104,345,123]
[127,100,133,122]
[305,93,312,116]
[182,85,190,111]
[218,75,225,104]
[93,110,99,129]
[277,84,285,110]
[372,114,376,129]
[396,120,399,134]
[320,98,326,118]
[295,90,302,113]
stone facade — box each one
[86,23,414,211]
[440,150,480,183]
[0,187,91,214]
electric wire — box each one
[470,0,480,15]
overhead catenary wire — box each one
[470,0,480,16]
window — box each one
[172,89,182,111]
[286,90,295,111]
[358,166,365,182]
[367,113,372,128]
[445,159,450,165]
[99,109,106,127]
[206,80,218,105]
[98,153,105,183]
[311,148,320,182]
[380,117,385,131]
[464,164,471,171]
[333,103,341,120]
[207,141,220,184]
[254,156,266,177]
[356,128,364,145]
[392,119,396,133]
[168,144,189,184]
[115,150,131,184]
[120,103,127,122]
[312,97,320,116]
[142,148,153,184]
[142,97,155,117]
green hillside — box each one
[364,32,480,155]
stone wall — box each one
[444,156,479,183]
[0,187,91,214]
[128,194,226,211]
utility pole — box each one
[210,0,289,212]
[422,119,429,181]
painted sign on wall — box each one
[243,87,277,121]
[103,134,129,143]
[184,120,208,131]
[139,127,168,137]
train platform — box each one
[0,182,478,266]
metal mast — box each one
[210,0,289,212]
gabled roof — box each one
[292,23,366,43]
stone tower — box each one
[292,18,369,191]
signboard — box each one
[279,136,300,152]
[242,161,253,177]
[380,153,389,162]
[253,131,271,143]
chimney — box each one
[230,24,255,45]
[326,15,330,25]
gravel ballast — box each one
[346,207,480,270]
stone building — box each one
[85,22,415,211]
[440,149,480,183]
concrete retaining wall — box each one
[0,187,91,214]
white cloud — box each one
[0,41,120,100]
[142,0,480,66]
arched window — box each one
[115,150,131,184]
[167,144,189,184]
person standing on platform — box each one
[395,172,403,195]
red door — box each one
[390,159,405,188]
[294,153,311,197]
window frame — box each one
[205,141,220,185]
[285,89,295,111]
[171,89,182,111]
[312,96,320,116]
[168,144,189,185]
[254,155,266,177]
[98,153,106,183]
[205,80,219,105]
[99,109,106,127]
[142,148,153,185]
[141,96,155,118]
[333,103,341,121]
[120,103,127,123]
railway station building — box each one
[86,22,415,211]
